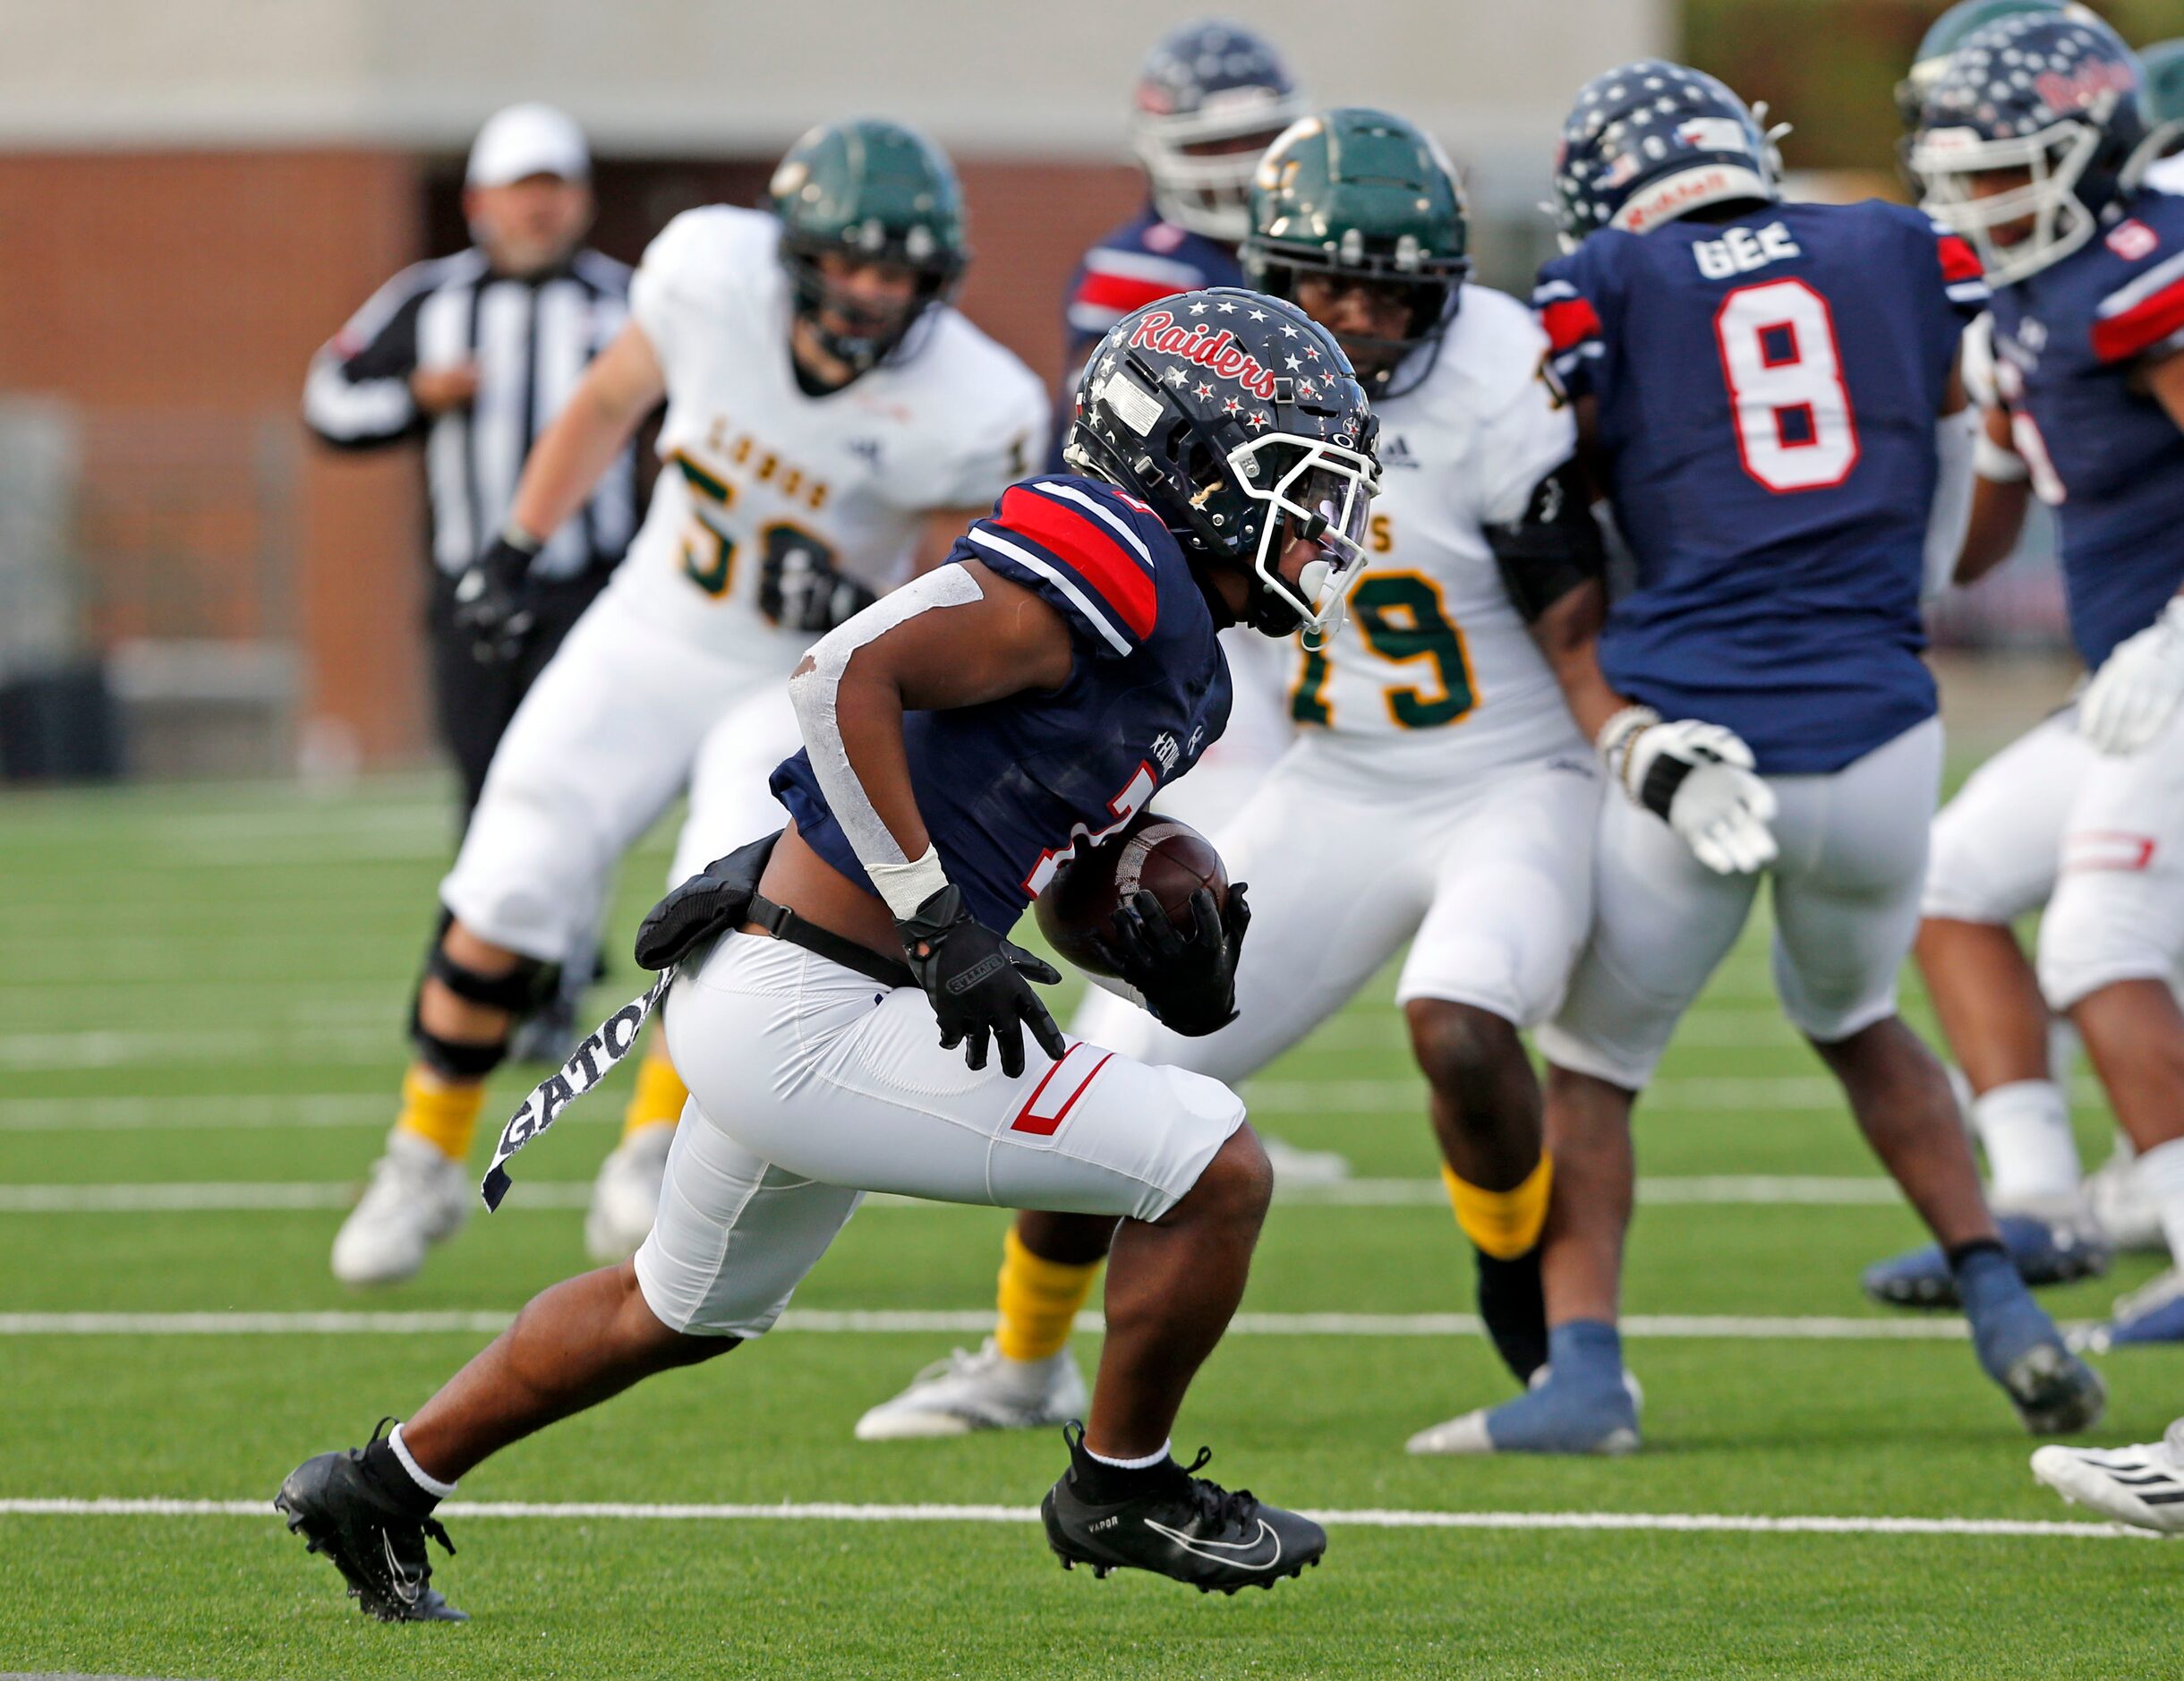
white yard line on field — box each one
[0,1495,2143,1541]
[0,1026,392,1071]
[0,1175,1907,1212]
[0,1095,397,1131]
[0,1309,1976,1341]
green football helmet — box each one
[1241,107,1470,399]
[1895,0,2077,127]
[766,119,968,375]
[2142,39,2184,159]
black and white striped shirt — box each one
[303,248,636,580]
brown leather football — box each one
[1033,811,1228,979]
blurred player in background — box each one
[1881,15,2184,1352]
[1064,24,1312,858]
[856,107,1606,1443]
[327,119,1046,1287]
[277,290,1382,1614]
[1893,1,2094,136]
[1412,62,2104,1456]
[1057,18,1344,1187]
[304,103,635,1055]
[1873,19,2184,1299]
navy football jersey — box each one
[1050,207,1241,470]
[1987,188,2184,671]
[772,475,1233,933]
[1536,200,1985,772]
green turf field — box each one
[2,774,2178,1680]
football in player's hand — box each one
[1034,812,1227,979]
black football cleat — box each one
[275,1426,465,1623]
[1040,1421,1324,1594]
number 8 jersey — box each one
[1286,284,1590,774]
[1535,200,1985,773]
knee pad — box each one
[408,911,561,1079]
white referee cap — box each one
[466,104,591,188]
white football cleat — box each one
[854,1339,1088,1440]
[330,1131,469,1286]
[2084,1141,2167,1254]
[2032,1418,2184,1533]
[584,1122,676,1262]
[1261,1135,1352,1187]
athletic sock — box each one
[1972,1080,2081,1208]
[394,1066,485,1163]
[1074,1438,1182,1504]
[620,1050,690,1142]
[1949,1238,2056,1379]
[994,1227,1102,1364]
[2131,1137,2184,1268]
[1543,1318,1625,1390]
[362,1423,452,1515]
[1440,1154,1552,1259]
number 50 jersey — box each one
[1286,284,1590,775]
[607,206,1049,662]
[1536,200,1984,773]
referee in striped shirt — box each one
[304,104,639,825]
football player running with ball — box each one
[1409,63,2103,1456]
[277,291,1381,1615]
[328,120,1047,1286]
[1881,14,2184,1351]
[856,107,1608,1444]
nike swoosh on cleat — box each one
[380,1532,423,1605]
[1144,1516,1283,1573]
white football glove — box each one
[1600,707,1779,875]
[2078,598,2184,757]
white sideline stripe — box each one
[0,1310,1975,1342]
[0,1175,1905,1213]
[0,1095,397,1131]
[0,1182,593,1212]
[0,1496,2142,1541]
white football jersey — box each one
[1288,284,1586,772]
[608,206,1048,657]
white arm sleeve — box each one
[1924,407,1978,602]
[786,565,985,902]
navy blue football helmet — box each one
[1910,12,2147,286]
[1130,20,1308,243]
[1065,287,1379,642]
[1550,61,1785,251]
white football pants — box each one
[1922,703,2184,1011]
[1073,736,1600,1080]
[635,932,1245,1337]
[1540,716,1944,1089]
[439,592,801,965]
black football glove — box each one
[633,832,782,971]
[896,884,1067,1079]
[1088,883,1250,1037]
[759,537,879,633]
[452,534,540,665]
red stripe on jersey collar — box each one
[1074,270,1189,316]
[1937,235,1985,285]
[995,484,1159,640]
[1540,296,1602,354]
[2091,277,2184,365]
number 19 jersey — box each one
[610,206,1049,661]
[1535,200,1985,772]
[1286,284,1588,774]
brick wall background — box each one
[0,149,1146,770]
